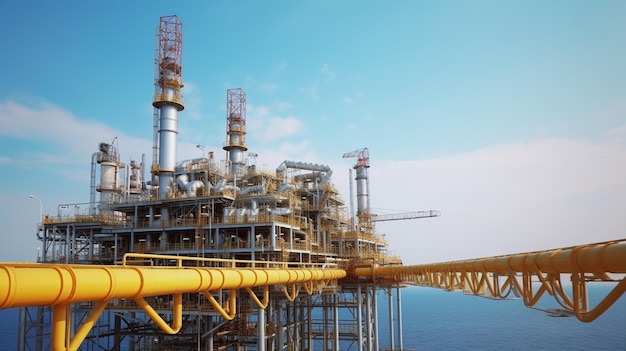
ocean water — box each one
[0,284,624,350]
[377,285,626,351]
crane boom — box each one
[342,147,370,167]
[371,210,441,222]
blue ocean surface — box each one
[0,284,624,350]
[377,284,626,351]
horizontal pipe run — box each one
[358,240,626,281]
[0,264,346,309]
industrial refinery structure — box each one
[14,15,434,351]
[2,14,625,351]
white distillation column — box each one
[97,142,124,210]
[152,15,184,202]
[355,164,369,216]
[157,102,179,199]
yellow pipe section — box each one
[355,239,626,322]
[134,294,183,334]
[203,289,237,321]
[0,264,346,309]
[68,301,108,351]
[52,305,68,350]
[245,286,270,309]
[356,240,626,280]
[0,262,345,351]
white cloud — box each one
[265,117,302,140]
[273,101,293,110]
[0,98,151,169]
[603,124,626,136]
[247,104,304,142]
[253,140,314,169]
[0,99,153,263]
[369,137,626,264]
[180,81,203,121]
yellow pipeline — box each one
[355,240,626,280]
[355,239,626,322]
[0,263,345,309]
[0,259,345,351]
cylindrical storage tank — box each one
[100,161,118,192]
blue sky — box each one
[1,1,625,263]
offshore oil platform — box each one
[1,14,626,351]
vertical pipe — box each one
[365,287,372,351]
[397,286,404,351]
[52,305,67,351]
[148,206,154,226]
[357,286,363,351]
[89,229,94,261]
[348,169,355,231]
[276,299,283,350]
[206,316,213,351]
[257,306,265,351]
[307,295,313,350]
[17,308,26,351]
[65,224,70,264]
[52,226,56,262]
[36,307,44,351]
[297,299,305,350]
[130,229,135,254]
[125,163,130,202]
[334,293,339,351]
[114,233,118,263]
[373,289,379,351]
[250,228,256,263]
[388,287,394,350]
[323,295,327,350]
[141,153,146,198]
[42,228,47,264]
[152,107,159,189]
